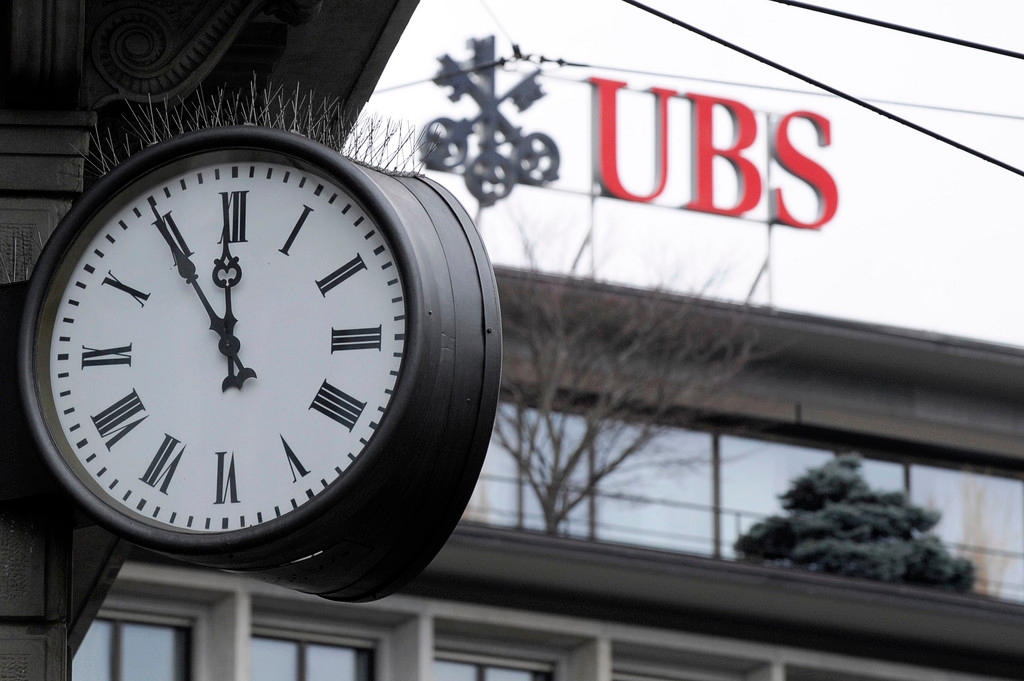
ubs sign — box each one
[424,37,838,230]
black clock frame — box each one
[19,127,502,601]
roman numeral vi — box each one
[214,451,239,504]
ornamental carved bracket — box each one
[2,0,322,109]
[83,0,322,108]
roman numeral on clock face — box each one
[281,436,309,483]
[214,451,239,504]
[219,191,248,243]
[309,380,365,431]
[316,255,366,296]
[102,271,150,307]
[140,433,185,494]
[331,325,381,352]
[279,204,313,255]
[81,343,132,368]
[91,389,148,450]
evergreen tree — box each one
[734,455,974,592]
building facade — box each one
[72,270,1024,681]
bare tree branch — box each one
[493,226,761,534]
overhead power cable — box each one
[375,58,511,93]
[524,58,1024,122]
[478,0,520,52]
[769,0,1024,63]
[617,0,1024,180]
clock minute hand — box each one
[149,200,256,390]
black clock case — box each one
[20,127,502,602]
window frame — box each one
[249,630,375,681]
[75,613,192,681]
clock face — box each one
[33,148,407,534]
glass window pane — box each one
[466,429,521,528]
[120,622,187,681]
[306,643,357,681]
[486,667,536,681]
[435,659,477,681]
[73,619,113,681]
[857,456,905,492]
[252,637,299,681]
[720,437,832,557]
[488,405,592,535]
[910,465,1024,599]
[596,428,714,554]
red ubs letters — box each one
[590,78,838,230]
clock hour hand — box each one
[213,221,257,391]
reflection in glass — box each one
[911,465,1024,598]
[73,619,113,681]
[435,659,477,681]
[465,432,521,528]
[121,622,187,681]
[720,437,831,556]
[485,405,592,535]
[486,667,536,681]
[597,428,714,553]
[856,456,905,492]
[306,643,357,681]
[252,637,299,681]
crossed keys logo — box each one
[422,36,560,207]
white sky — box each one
[366,0,1024,348]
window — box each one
[251,636,373,681]
[73,618,189,681]
[719,436,832,556]
[434,657,552,681]
[596,427,715,554]
[910,464,1024,599]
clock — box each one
[19,127,501,601]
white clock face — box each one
[37,150,407,533]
